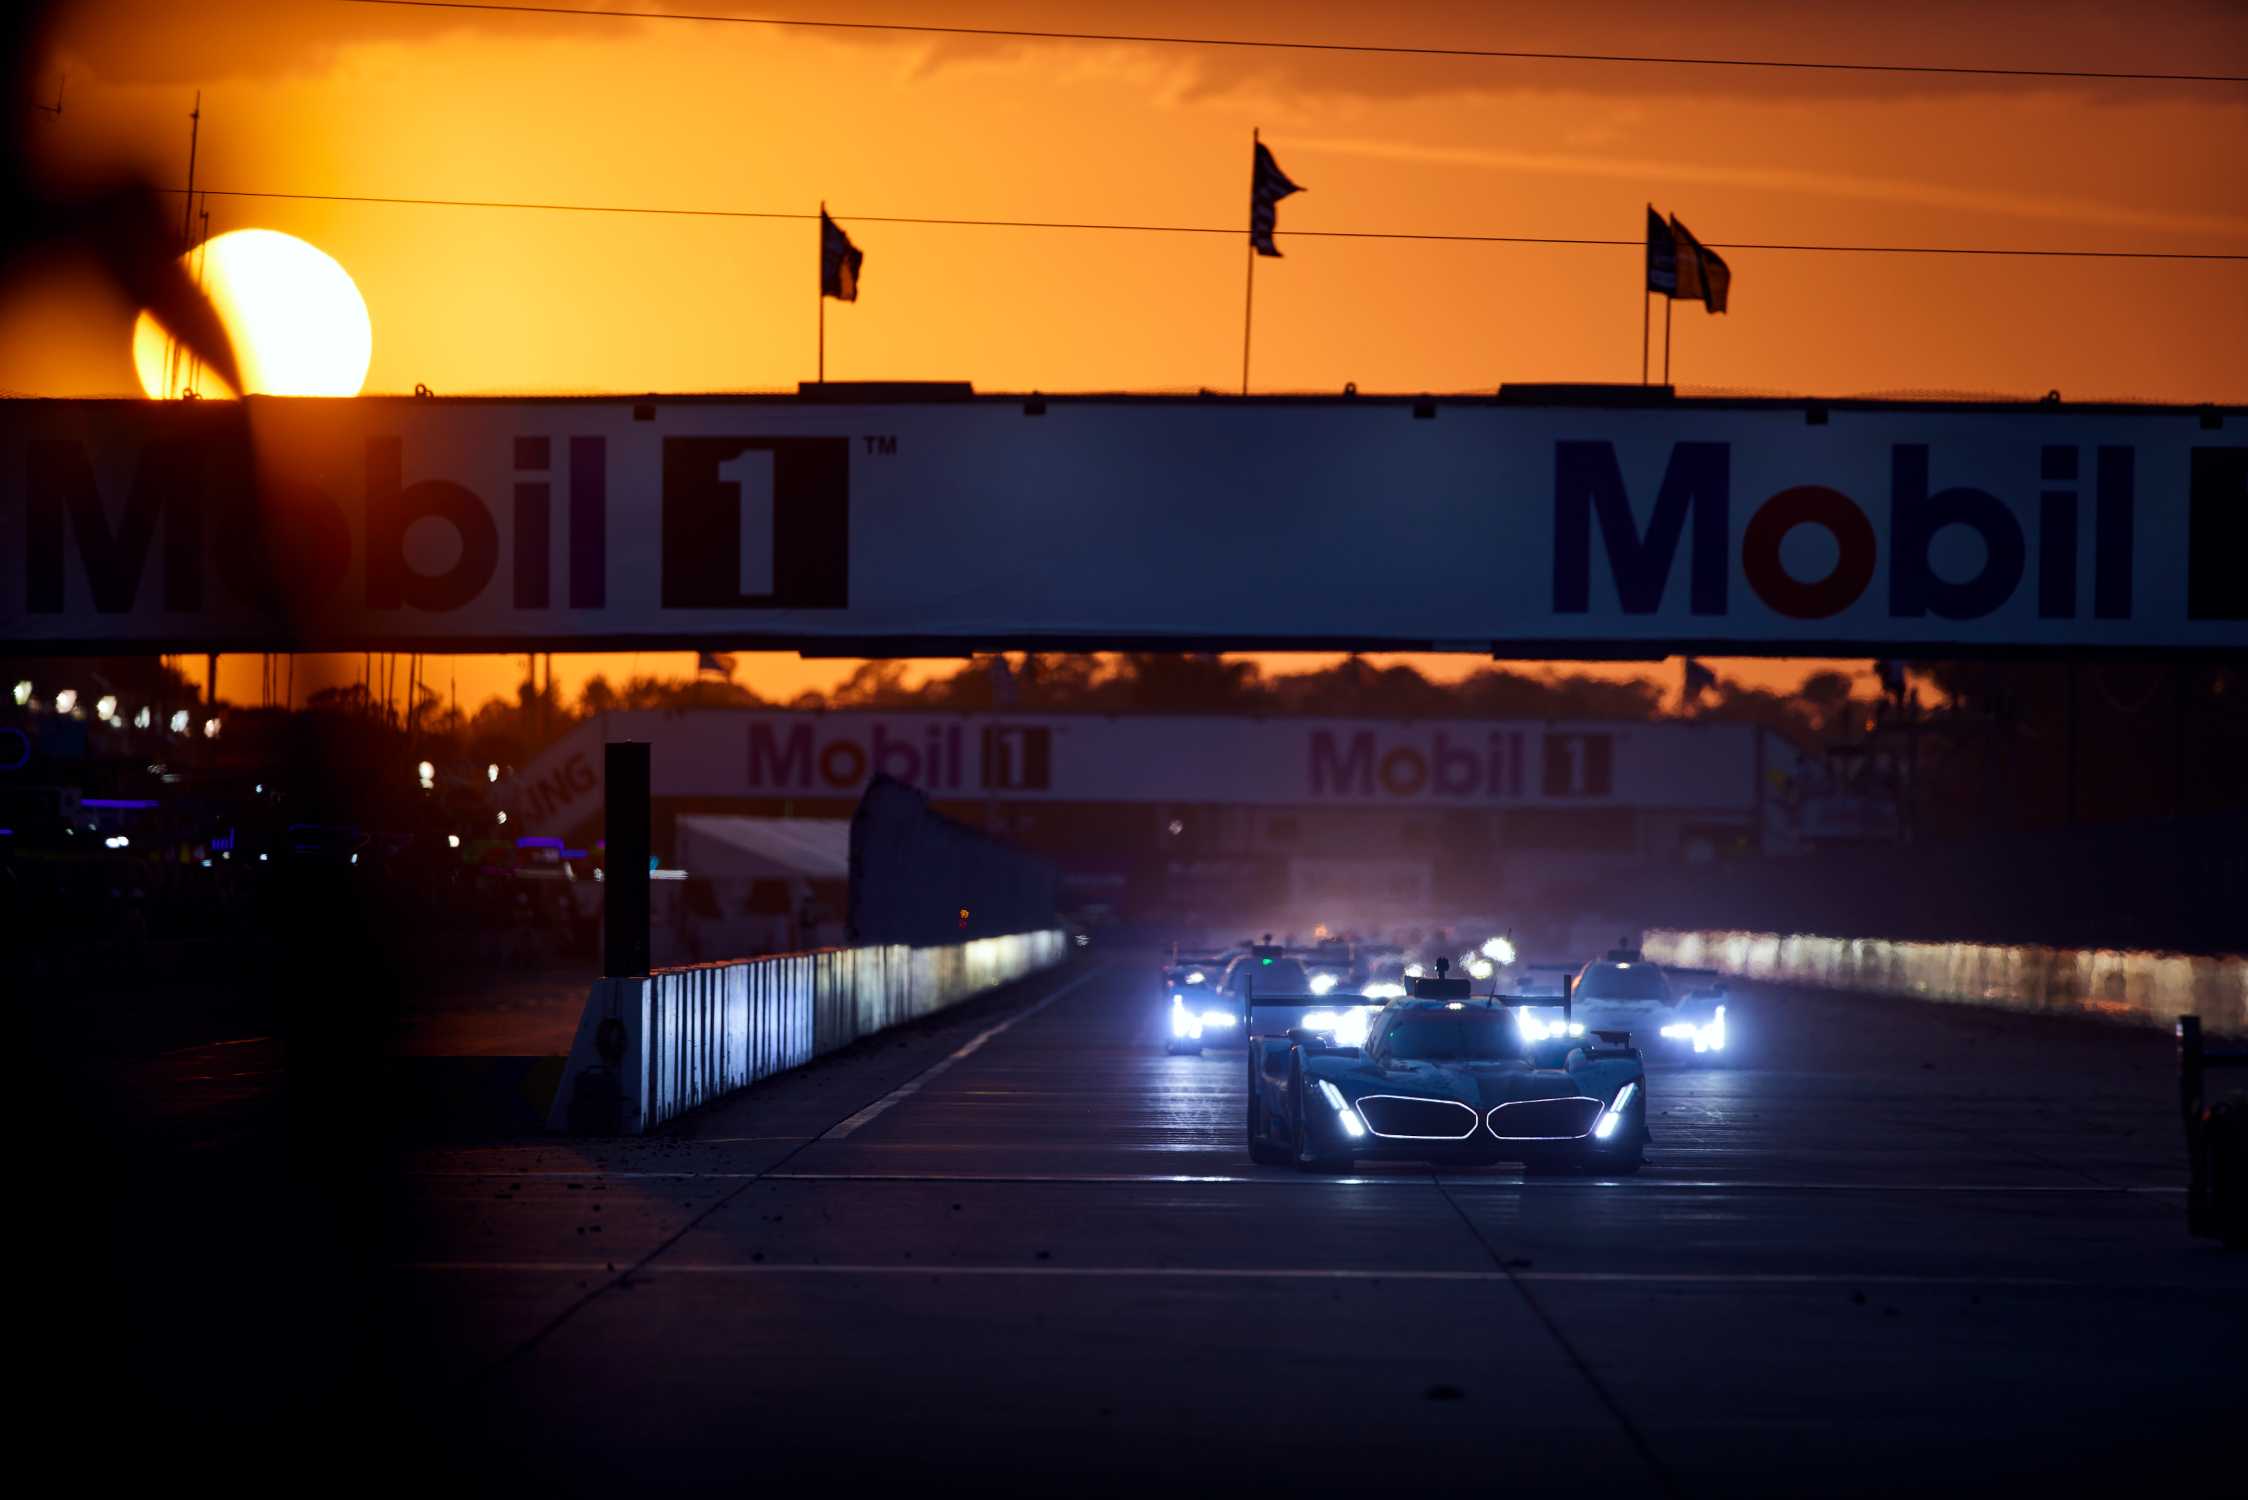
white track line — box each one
[395,1262,2220,1290]
[820,965,1110,1140]
[403,1168,2185,1193]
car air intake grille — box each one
[1487,1097,1605,1140]
[1355,1095,1480,1139]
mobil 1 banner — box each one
[4,394,2242,653]
[504,710,1792,823]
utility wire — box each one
[338,0,2248,86]
[173,187,2248,262]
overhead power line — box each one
[338,0,2248,86]
[178,187,2248,262]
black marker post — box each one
[604,740,651,978]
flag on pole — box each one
[1669,215,1731,313]
[1645,206,1677,295]
[697,651,737,678]
[1682,657,1717,702]
[820,210,862,301]
[1249,141,1303,257]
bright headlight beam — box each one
[1480,936,1516,965]
[1186,970,1205,985]
[1308,972,1339,995]
[1316,1079,1366,1138]
[1594,1081,1639,1140]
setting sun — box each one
[133,228,371,398]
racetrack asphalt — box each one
[349,951,2243,1496]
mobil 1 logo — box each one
[661,437,850,608]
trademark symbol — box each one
[863,435,898,456]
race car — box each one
[1169,946,1351,1054]
[1534,944,1732,1060]
[1161,949,1230,1004]
[1244,960,1648,1174]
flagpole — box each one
[817,201,826,384]
[1242,129,1258,396]
[1662,293,1673,386]
[1641,203,1651,387]
[1641,292,1650,386]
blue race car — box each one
[1245,961,1648,1175]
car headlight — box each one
[1170,996,1203,1039]
[1360,982,1405,1001]
[1466,959,1494,980]
[1514,1011,1586,1043]
[1661,1005,1727,1052]
[1308,972,1338,996]
[1481,936,1516,966]
[1593,1080,1638,1141]
[1331,1007,1373,1048]
[1316,1078,1367,1138]
[1200,1009,1237,1028]
[1186,970,1206,985]
[1301,1010,1337,1033]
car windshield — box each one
[1578,965,1669,1001]
[1237,958,1308,992]
[1378,1012,1523,1062]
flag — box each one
[1645,206,1677,295]
[1682,657,1717,701]
[1670,215,1731,313]
[697,651,736,679]
[820,210,862,301]
[1873,659,1907,697]
[1249,141,1303,257]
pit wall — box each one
[547,929,1069,1134]
[1643,929,2248,1037]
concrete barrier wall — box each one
[547,929,1068,1134]
[1643,929,2248,1036]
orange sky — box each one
[16,1,2248,711]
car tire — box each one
[1246,1052,1291,1167]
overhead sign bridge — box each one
[5,386,2242,657]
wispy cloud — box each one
[1293,136,2248,240]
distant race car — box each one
[1162,951,1230,999]
[1243,963,1648,1174]
[1170,946,1340,1054]
[1531,945,1732,1060]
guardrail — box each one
[1643,929,2247,1036]
[548,929,1069,1134]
